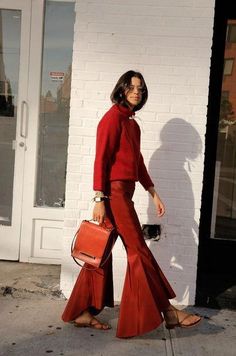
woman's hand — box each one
[153,195,165,217]
[93,202,106,224]
[148,186,165,217]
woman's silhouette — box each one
[148,118,202,304]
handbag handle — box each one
[88,219,114,231]
[71,220,115,270]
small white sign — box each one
[49,71,64,81]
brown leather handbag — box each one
[71,220,115,269]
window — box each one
[221,91,229,100]
[35,1,75,208]
[224,58,234,75]
[211,20,236,240]
[227,24,236,43]
[0,9,21,225]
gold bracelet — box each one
[94,191,105,198]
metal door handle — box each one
[20,100,29,138]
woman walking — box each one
[62,70,201,338]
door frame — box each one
[19,0,65,264]
[196,0,236,308]
[1,0,73,264]
[0,0,31,260]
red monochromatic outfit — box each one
[62,104,176,338]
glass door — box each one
[0,0,74,263]
[19,0,75,263]
[0,0,31,260]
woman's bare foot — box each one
[74,310,111,330]
[163,305,202,329]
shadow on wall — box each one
[147,118,202,305]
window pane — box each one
[0,10,21,225]
[227,24,236,43]
[224,59,234,75]
[35,1,75,208]
[211,19,236,239]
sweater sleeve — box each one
[138,153,154,190]
[93,112,122,191]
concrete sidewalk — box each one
[0,261,235,356]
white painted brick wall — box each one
[61,0,215,306]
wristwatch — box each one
[94,196,106,202]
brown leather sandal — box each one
[165,309,202,330]
[72,317,111,330]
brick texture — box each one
[60,0,215,306]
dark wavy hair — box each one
[110,70,148,111]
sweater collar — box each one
[115,104,135,118]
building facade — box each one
[1,0,235,307]
[60,0,215,305]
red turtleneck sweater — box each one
[93,104,154,192]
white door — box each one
[0,0,31,259]
[0,0,75,263]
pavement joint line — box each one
[163,325,175,356]
[168,329,177,356]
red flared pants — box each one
[62,181,176,338]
